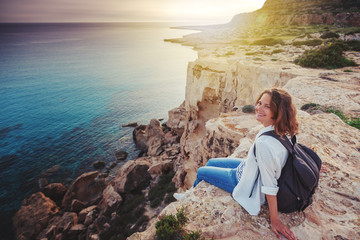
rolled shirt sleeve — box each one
[255,137,288,196]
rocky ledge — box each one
[130,109,360,239]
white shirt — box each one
[232,125,288,215]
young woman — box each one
[174,88,297,240]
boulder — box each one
[147,160,173,177]
[62,171,106,211]
[115,150,128,161]
[133,124,148,152]
[167,104,187,129]
[43,183,67,205]
[114,160,152,194]
[13,192,59,240]
[122,122,138,128]
[93,160,106,169]
[164,130,182,146]
[70,199,87,212]
[78,205,97,224]
[68,224,86,239]
[133,119,165,156]
[38,212,77,240]
[99,185,123,214]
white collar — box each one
[258,125,274,135]
[255,125,274,139]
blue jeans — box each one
[193,158,242,193]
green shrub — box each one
[292,39,323,46]
[326,107,360,130]
[271,49,285,54]
[225,51,235,56]
[301,104,360,130]
[301,103,321,111]
[155,208,205,240]
[320,32,340,39]
[156,214,182,240]
[294,42,357,69]
[245,51,260,55]
[345,29,360,35]
[242,105,255,113]
[100,194,149,240]
[347,118,360,129]
[252,38,285,46]
[325,107,347,121]
[344,69,353,72]
[149,172,176,208]
[346,40,360,51]
[176,207,188,226]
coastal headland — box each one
[12,0,360,239]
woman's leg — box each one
[193,166,238,193]
[206,158,242,169]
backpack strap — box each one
[249,130,295,198]
[258,130,295,154]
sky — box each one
[0,0,266,24]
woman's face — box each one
[256,93,275,127]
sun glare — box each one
[167,0,267,24]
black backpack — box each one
[253,130,322,213]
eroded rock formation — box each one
[230,0,360,27]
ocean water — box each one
[0,22,197,235]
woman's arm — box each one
[266,194,296,240]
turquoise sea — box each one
[0,22,197,237]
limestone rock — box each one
[115,150,128,161]
[133,119,165,156]
[68,224,86,237]
[78,205,97,224]
[93,160,106,169]
[147,160,173,177]
[167,103,187,129]
[230,0,360,27]
[13,192,59,240]
[285,74,360,117]
[71,199,87,212]
[42,183,67,205]
[133,124,147,151]
[62,171,106,211]
[38,211,77,240]
[100,185,122,214]
[122,122,138,128]
[113,160,152,194]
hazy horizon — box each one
[0,0,266,25]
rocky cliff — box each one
[12,0,360,239]
[129,58,360,239]
[230,0,360,27]
[129,0,360,238]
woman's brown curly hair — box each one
[256,88,299,137]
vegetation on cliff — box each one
[251,38,285,46]
[155,208,206,240]
[294,41,358,69]
[149,172,177,208]
[301,103,360,129]
[100,194,149,240]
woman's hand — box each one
[270,218,296,240]
[266,194,296,240]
